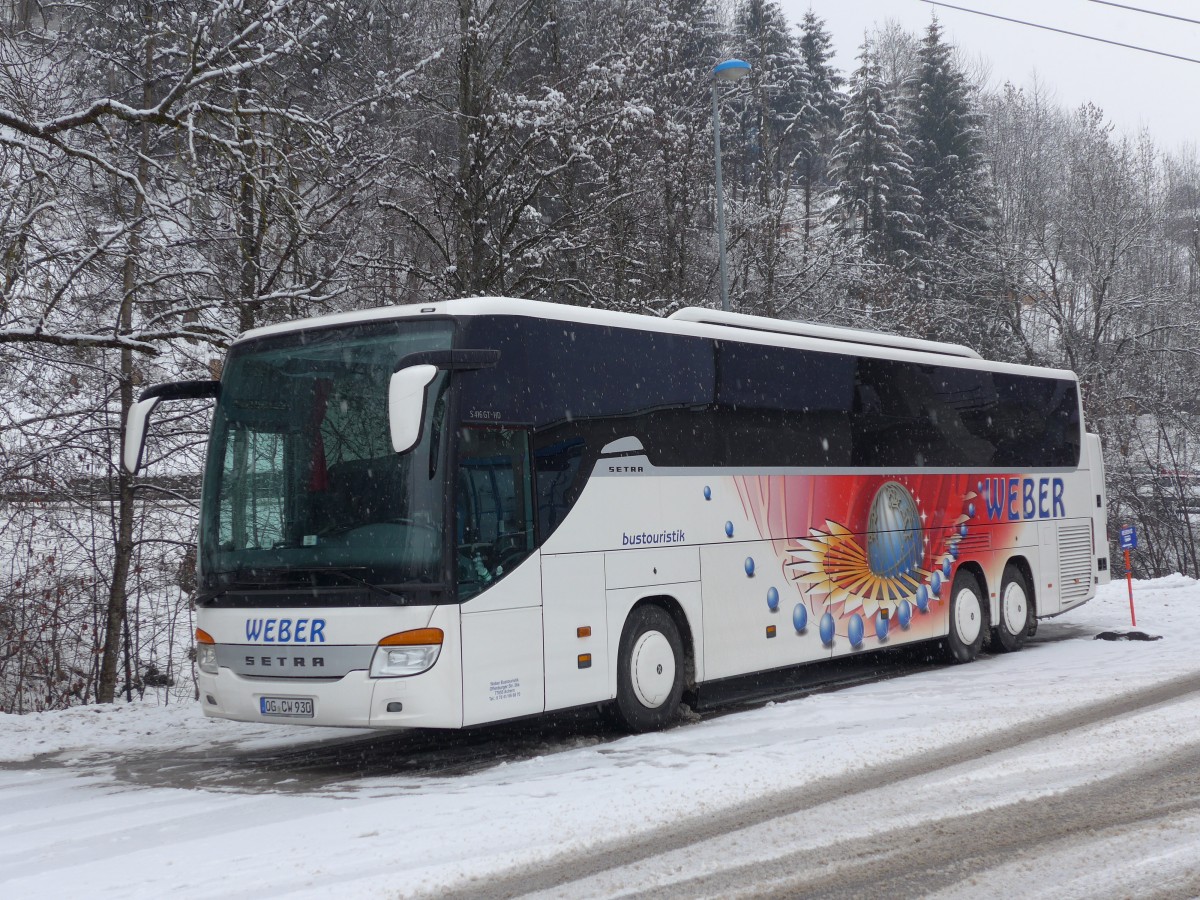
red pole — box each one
[1125,548,1136,627]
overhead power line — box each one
[920,1,1200,65]
[1085,0,1200,28]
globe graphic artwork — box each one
[866,481,924,580]
[916,585,929,611]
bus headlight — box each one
[196,628,218,675]
[370,628,443,678]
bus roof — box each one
[234,296,1076,382]
[667,307,981,360]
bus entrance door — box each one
[457,426,545,725]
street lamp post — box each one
[712,58,750,313]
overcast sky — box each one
[775,0,1199,154]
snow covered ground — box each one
[1,576,1198,898]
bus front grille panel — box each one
[1057,523,1093,601]
[216,644,374,678]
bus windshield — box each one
[199,320,453,593]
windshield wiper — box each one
[211,566,420,604]
[284,566,409,604]
[314,517,436,540]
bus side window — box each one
[456,427,535,599]
[853,359,930,467]
[534,436,585,536]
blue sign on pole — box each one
[1120,525,1138,551]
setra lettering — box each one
[244,656,322,668]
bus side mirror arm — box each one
[123,380,221,474]
[388,349,499,454]
[394,349,499,372]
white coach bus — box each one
[125,298,1110,732]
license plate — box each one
[259,696,314,718]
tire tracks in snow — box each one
[435,670,1200,900]
[636,741,1200,899]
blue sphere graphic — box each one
[704,485,712,501]
[848,614,864,647]
[745,557,756,577]
[968,502,976,518]
[793,603,808,631]
[960,524,968,537]
[931,571,942,595]
[916,585,929,612]
[942,559,952,578]
[950,545,959,559]
[866,482,924,579]
[725,521,734,538]
[875,614,889,641]
[767,586,779,610]
[898,599,912,628]
[819,612,835,645]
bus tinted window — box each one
[852,357,994,468]
[989,371,1080,467]
[715,341,855,466]
[456,426,535,598]
[460,317,713,426]
[459,317,715,537]
[852,358,1079,469]
[458,316,1080,485]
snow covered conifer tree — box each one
[602,0,719,311]
[907,19,992,250]
[733,0,808,201]
[827,39,926,271]
[728,0,811,315]
[796,11,844,248]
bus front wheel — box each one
[991,565,1032,653]
[613,605,684,732]
[946,570,987,663]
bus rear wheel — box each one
[991,565,1032,653]
[946,570,987,663]
[613,605,684,733]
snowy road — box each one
[2,577,1199,898]
[476,674,1200,899]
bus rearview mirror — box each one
[389,364,438,454]
[123,396,161,474]
[122,379,221,474]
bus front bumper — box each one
[197,667,464,729]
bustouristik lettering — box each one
[622,529,686,546]
[244,618,326,643]
[981,477,1065,521]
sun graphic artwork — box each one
[785,481,934,620]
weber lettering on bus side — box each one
[981,477,1065,521]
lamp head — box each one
[712,59,751,82]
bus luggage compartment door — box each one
[543,552,610,711]
[700,541,832,680]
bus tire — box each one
[613,605,684,733]
[946,570,987,663]
[992,565,1032,653]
